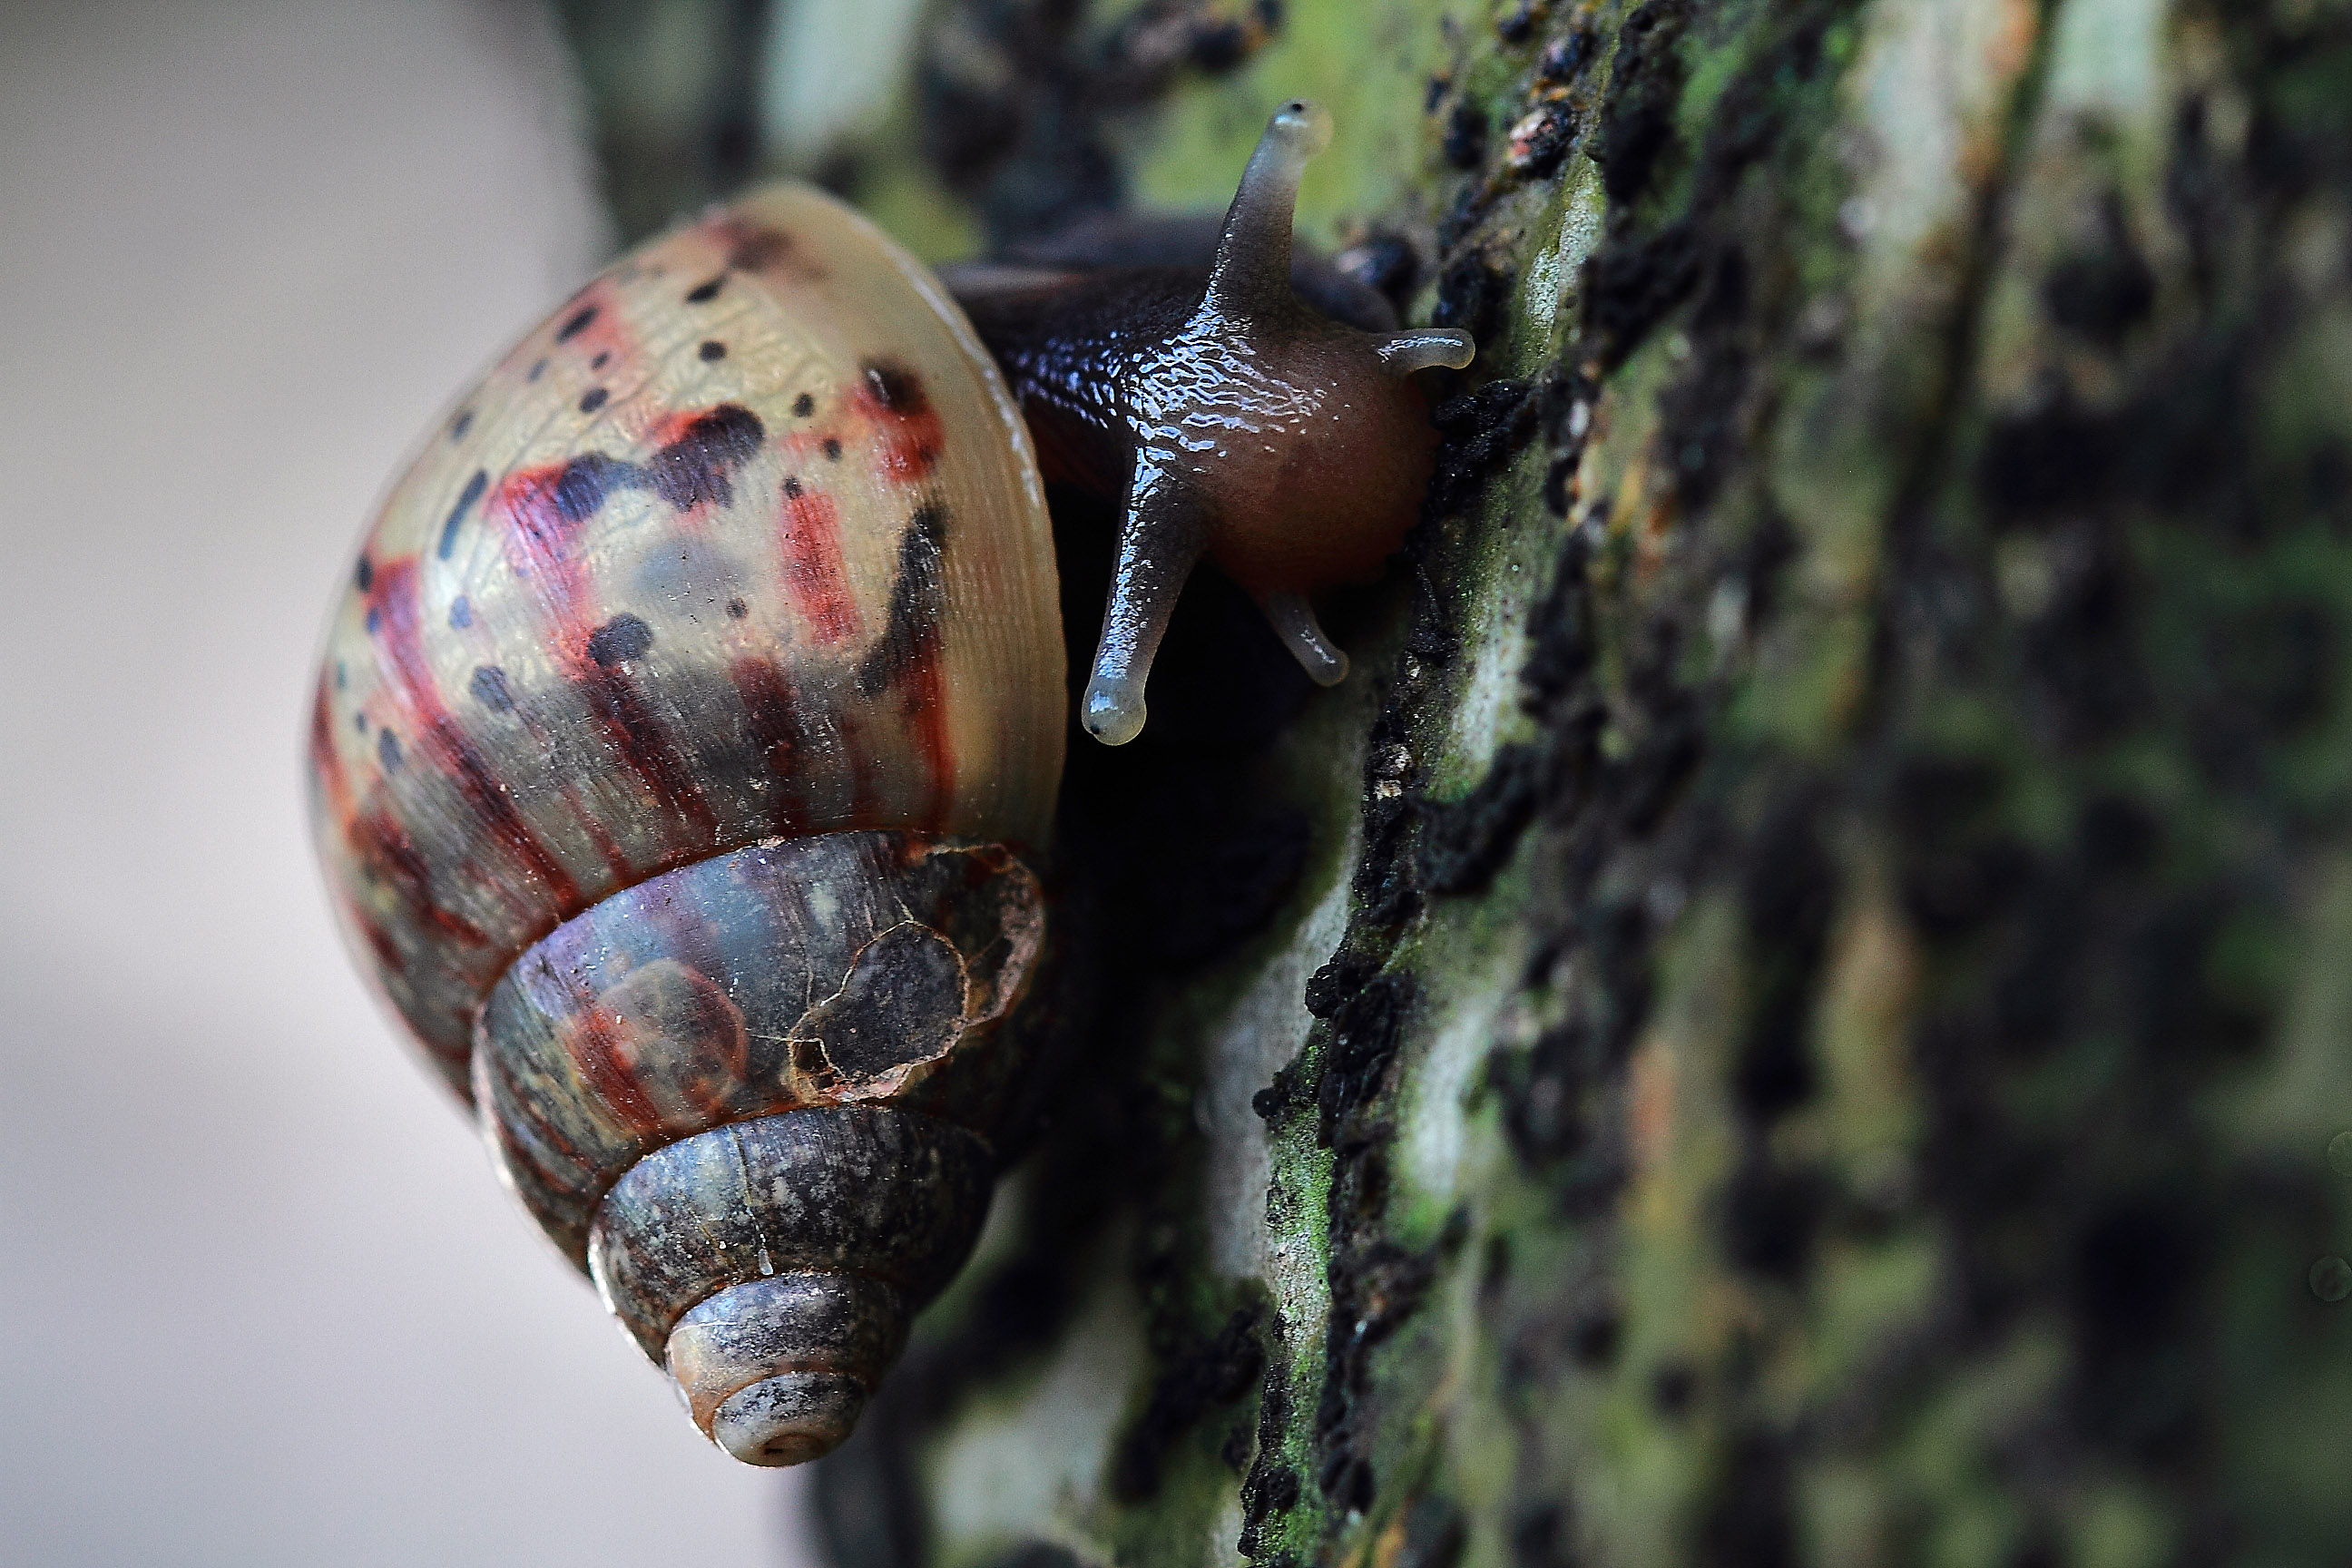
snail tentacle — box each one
[1084,460,1209,746]
[1257,590,1349,686]
[1375,328,1477,377]
[1204,97,1334,320]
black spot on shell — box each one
[448,409,474,441]
[365,607,380,635]
[449,595,472,630]
[353,555,372,592]
[353,710,366,733]
[377,728,403,771]
[579,387,609,415]
[686,276,724,303]
[527,358,547,382]
[700,340,727,361]
[587,612,654,666]
[333,662,346,690]
[861,360,927,414]
[726,597,748,619]
[793,393,815,417]
[784,475,804,498]
[438,468,488,561]
[469,665,515,712]
[645,404,766,510]
[857,504,951,695]
[591,350,611,370]
[823,438,842,461]
[556,305,598,341]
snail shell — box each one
[309,185,1064,1463]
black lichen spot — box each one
[590,350,611,370]
[1443,101,1487,169]
[448,595,472,630]
[578,387,609,415]
[586,612,654,666]
[377,728,403,772]
[438,468,488,561]
[699,339,727,361]
[686,276,725,304]
[823,437,843,461]
[793,392,816,417]
[555,305,598,342]
[448,408,474,441]
[1112,1308,1262,1501]
[469,665,515,712]
[862,360,928,414]
[726,597,748,619]
[1592,0,1692,205]
[2044,200,2157,348]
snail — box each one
[307,101,1473,1467]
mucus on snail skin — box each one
[952,99,1475,745]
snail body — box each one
[309,103,1468,1465]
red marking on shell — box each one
[562,985,745,1139]
[349,805,496,956]
[572,662,722,851]
[853,379,944,484]
[487,456,724,853]
[727,655,811,835]
[779,483,862,644]
[901,639,957,828]
[368,558,582,912]
[308,680,353,822]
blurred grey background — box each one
[0,2,813,1561]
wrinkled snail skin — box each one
[306,102,1468,1468]
[950,99,1475,743]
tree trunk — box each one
[556,2,2352,1563]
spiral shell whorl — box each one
[587,1105,995,1465]
[468,830,1039,1462]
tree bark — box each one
[556,2,2352,1563]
